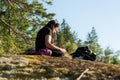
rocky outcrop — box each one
[0,55,120,80]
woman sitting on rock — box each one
[35,20,67,57]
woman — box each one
[35,20,67,57]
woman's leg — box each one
[51,50,63,57]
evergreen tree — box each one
[84,27,103,57]
[103,47,120,64]
[111,50,120,64]
[111,56,120,65]
[77,39,82,47]
[103,47,113,64]
[56,19,78,53]
[0,0,55,54]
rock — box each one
[0,55,120,80]
[0,77,8,80]
[48,77,61,80]
[0,57,12,64]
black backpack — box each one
[71,46,96,61]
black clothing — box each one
[35,27,63,57]
[51,50,63,57]
[35,27,52,51]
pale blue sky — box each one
[42,0,120,51]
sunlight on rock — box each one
[0,55,120,80]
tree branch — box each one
[0,19,32,44]
[76,68,89,80]
[6,0,14,7]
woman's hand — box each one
[59,48,67,53]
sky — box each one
[42,0,120,51]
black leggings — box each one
[51,50,63,57]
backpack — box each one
[71,46,96,61]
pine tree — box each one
[103,47,113,64]
[110,50,120,64]
[0,0,55,54]
[111,56,120,64]
[56,19,78,53]
[84,27,103,57]
[77,39,82,47]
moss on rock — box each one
[0,55,120,80]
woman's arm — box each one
[45,35,66,53]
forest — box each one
[0,0,120,64]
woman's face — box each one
[52,26,59,33]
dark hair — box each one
[44,20,59,29]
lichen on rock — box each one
[0,55,120,80]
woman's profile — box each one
[35,20,67,57]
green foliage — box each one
[111,56,120,64]
[103,48,120,64]
[83,27,120,65]
[0,41,5,56]
[101,47,120,65]
[103,47,113,64]
[76,39,82,47]
[84,27,103,57]
[56,19,78,53]
[0,0,55,54]
[0,0,120,66]
[104,47,113,56]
